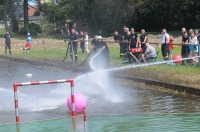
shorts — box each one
[145,54,156,59]
[169,50,173,54]
[194,45,199,53]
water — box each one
[0,58,200,131]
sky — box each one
[29,1,36,5]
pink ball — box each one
[172,54,182,64]
[67,93,87,113]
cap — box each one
[97,36,103,39]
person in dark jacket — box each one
[4,31,11,55]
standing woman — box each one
[84,32,90,53]
[181,32,189,65]
[189,32,199,64]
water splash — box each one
[89,51,101,70]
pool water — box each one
[1,114,200,132]
[1,59,200,131]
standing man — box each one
[69,29,79,63]
[129,28,138,49]
[161,28,170,61]
[62,23,69,43]
[93,36,110,69]
[91,34,98,52]
[139,29,148,53]
[114,31,124,57]
[4,31,11,55]
[79,31,85,53]
[72,23,77,31]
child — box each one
[169,36,174,60]
[22,40,31,53]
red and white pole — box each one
[14,84,21,132]
[83,107,87,132]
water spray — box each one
[105,56,200,72]
[89,50,101,70]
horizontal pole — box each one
[14,79,74,86]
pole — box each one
[70,80,76,131]
[14,84,20,132]
[83,108,87,132]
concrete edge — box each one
[113,74,200,96]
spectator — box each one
[129,28,138,49]
[188,32,199,64]
[168,36,174,60]
[22,40,31,53]
[62,23,69,43]
[122,27,129,56]
[70,29,79,63]
[79,31,85,53]
[161,28,170,60]
[84,32,89,53]
[114,31,124,57]
[72,23,77,31]
[139,29,148,53]
[181,32,189,65]
[4,31,11,55]
[141,43,157,63]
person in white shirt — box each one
[161,28,169,61]
[84,32,90,53]
[189,32,199,64]
[141,42,157,63]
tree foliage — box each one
[2,0,199,35]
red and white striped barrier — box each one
[83,108,87,132]
[13,79,75,132]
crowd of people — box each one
[114,26,200,65]
[62,22,109,68]
[3,22,200,67]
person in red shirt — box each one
[168,36,174,60]
[22,40,31,52]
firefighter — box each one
[114,31,124,57]
[4,31,11,55]
[93,36,110,69]
[69,29,79,63]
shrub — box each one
[19,23,42,36]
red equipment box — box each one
[129,48,143,54]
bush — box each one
[19,23,42,36]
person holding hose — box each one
[93,36,110,69]
[69,29,79,63]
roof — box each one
[28,5,38,17]
[15,5,38,18]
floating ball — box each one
[172,54,182,64]
[26,73,32,78]
[67,93,87,113]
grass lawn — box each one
[0,35,199,88]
